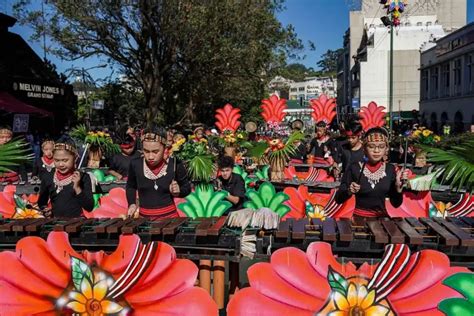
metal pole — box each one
[389,19,394,132]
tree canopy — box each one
[14,0,303,127]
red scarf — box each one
[42,156,54,165]
[366,161,383,173]
[147,160,165,176]
[55,169,74,181]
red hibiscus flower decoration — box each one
[386,191,432,218]
[227,242,469,316]
[84,188,128,218]
[0,232,218,315]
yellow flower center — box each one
[350,306,365,316]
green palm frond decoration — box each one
[269,131,304,161]
[187,154,215,183]
[233,165,255,189]
[244,182,290,216]
[70,124,88,141]
[175,141,216,183]
[177,184,232,218]
[245,141,269,158]
[421,135,474,192]
[438,272,474,315]
[0,138,34,173]
[255,165,270,181]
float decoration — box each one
[283,185,354,219]
[0,137,34,173]
[309,94,337,125]
[227,241,470,316]
[83,188,128,219]
[359,101,386,131]
[174,141,215,182]
[233,165,256,189]
[12,194,44,219]
[215,104,241,133]
[439,272,474,315]
[268,131,304,181]
[0,232,218,315]
[261,95,287,125]
[89,169,117,209]
[244,182,290,217]
[177,184,231,218]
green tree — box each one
[317,48,344,75]
[14,0,303,127]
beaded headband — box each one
[54,143,78,156]
[364,132,388,144]
[0,128,12,136]
[41,140,55,148]
[142,133,166,144]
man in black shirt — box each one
[217,156,246,214]
[307,122,341,178]
[108,133,140,180]
[341,122,365,172]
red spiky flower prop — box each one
[215,104,241,133]
[310,94,336,124]
[359,101,386,131]
[261,95,287,125]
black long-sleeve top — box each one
[32,158,54,181]
[289,142,307,161]
[335,162,402,215]
[219,173,246,214]
[341,146,365,172]
[308,137,341,163]
[38,170,94,218]
[108,151,141,178]
[126,157,191,208]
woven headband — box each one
[54,143,78,156]
[0,128,12,136]
[364,132,388,144]
[142,133,166,144]
[41,140,55,148]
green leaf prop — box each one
[421,135,474,192]
[187,154,215,183]
[89,169,116,209]
[178,184,232,218]
[327,267,349,297]
[243,182,290,216]
[246,141,269,158]
[269,131,304,162]
[255,165,270,181]
[71,257,93,292]
[0,138,34,173]
[438,272,474,316]
[233,165,255,189]
[14,194,26,209]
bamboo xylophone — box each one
[253,216,474,268]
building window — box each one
[290,88,297,92]
[417,22,422,26]
[441,63,450,97]
[454,58,462,95]
[467,54,474,93]
[430,67,439,98]
[421,70,429,100]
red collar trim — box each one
[146,160,165,175]
[366,161,383,172]
[55,169,75,181]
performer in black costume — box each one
[32,139,55,182]
[216,156,246,214]
[38,140,94,218]
[126,127,191,219]
[335,127,408,218]
[108,129,140,180]
[340,122,365,172]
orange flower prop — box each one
[359,102,386,131]
[261,95,287,124]
[215,104,241,133]
[310,94,337,124]
[0,232,218,315]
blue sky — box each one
[3,0,474,79]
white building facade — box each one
[288,77,336,106]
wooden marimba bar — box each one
[254,217,474,268]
